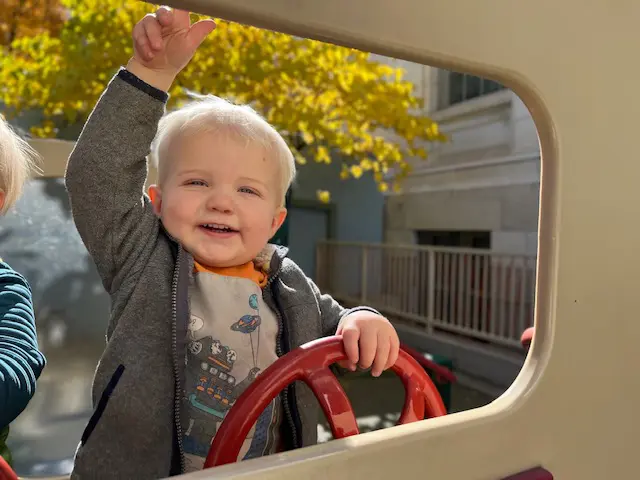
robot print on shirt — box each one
[186,337,260,420]
[183,293,272,461]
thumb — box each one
[187,19,216,49]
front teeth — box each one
[203,223,232,231]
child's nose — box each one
[206,191,234,213]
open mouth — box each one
[200,223,239,234]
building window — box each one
[441,71,505,108]
[416,230,491,249]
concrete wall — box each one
[384,69,541,256]
[386,181,540,255]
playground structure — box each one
[0,336,509,479]
[156,0,639,478]
[1,0,638,478]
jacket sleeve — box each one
[307,276,380,377]
[65,69,167,294]
[0,265,46,428]
[305,275,380,338]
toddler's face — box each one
[149,131,286,267]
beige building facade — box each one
[376,60,540,256]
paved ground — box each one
[7,342,496,477]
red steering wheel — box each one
[521,327,534,349]
[0,456,17,480]
[204,335,447,468]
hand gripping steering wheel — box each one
[204,335,447,468]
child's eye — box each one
[238,187,259,196]
[187,180,208,187]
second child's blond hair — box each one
[0,117,40,214]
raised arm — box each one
[65,7,215,294]
[65,70,167,293]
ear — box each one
[148,185,162,216]
[0,190,5,214]
[270,207,287,237]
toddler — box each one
[65,7,399,478]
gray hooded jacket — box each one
[65,69,375,479]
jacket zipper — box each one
[171,247,186,473]
[265,269,300,450]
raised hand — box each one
[127,6,216,91]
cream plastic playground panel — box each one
[156,1,640,479]
[34,0,639,478]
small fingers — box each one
[385,333,400,370]
[357,327,377,370]
[133,22,153,61]
[371,334,390,377]
[143,15,164,51]
[170,8,192,27]
[156,6,173,27]
[341,328,360,371]
[133,14,163,60]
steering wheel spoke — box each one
[305,367,359,438]
[397,377,426,424]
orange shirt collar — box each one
[194,261,268,288]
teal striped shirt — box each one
[0,260,45,428]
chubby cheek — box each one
[242,219,276,246]
[161,200,195,235]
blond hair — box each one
[152,95,296,205]
[0,116,40,214]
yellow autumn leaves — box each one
[316,190,331,203]
[0,0,446,197]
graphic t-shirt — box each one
[181,261,281,472]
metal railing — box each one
[316,241,536,349]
